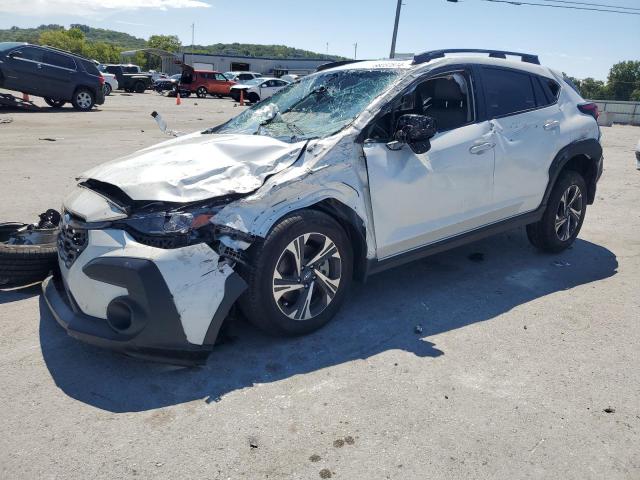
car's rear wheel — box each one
[71,88,95,111]
[43,98,65,109]
[196,87,208,98]
[239,210,353,336]
[527,170,587,253]
[134,81,146,93]
[103,83,112,96]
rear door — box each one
[2,46,44,94]
[39,50,77,99]
[479,67,564,216]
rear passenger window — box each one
[43,51,76,70]
[532,76,550,107]
[481,67,536,118]
[79,59,99,76]
[545,78,561,99]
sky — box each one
[0,0,638,80]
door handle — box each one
[469,142,495,154]
[36,63,42,69]
[543,120,560,130]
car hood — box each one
[80,132,307,203]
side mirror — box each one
[8,51,20,58]
[390,114,437,154]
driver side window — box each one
[366,70,475,141]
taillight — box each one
[98,74,105,85]
[578,102,599,120]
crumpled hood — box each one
[80,132,306,203]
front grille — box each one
[127,229,190,249]
[58,213,88,268]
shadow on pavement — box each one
[38,229,617,412]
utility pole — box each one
[191,22,195,65]
[389,0,403,58]
[326,42,329,56]
[353,42,358,60]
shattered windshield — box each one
[215,69,401,142]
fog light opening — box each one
[106,299,133,332]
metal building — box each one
[173,52,335,77]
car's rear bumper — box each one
[95,88,105,105]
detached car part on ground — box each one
[43,50,603,365]
[0,42,105,111]
[1,210,60,288]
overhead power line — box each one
[539,0,640,11]
[478,0,640,15]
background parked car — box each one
[180,66,236,98]
[101,72,118,96]
[153,73,181,93]
[0,42,105,111]
[223,71,262,82]
[230,77,290,103]
[98,64,153,93]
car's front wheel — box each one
[239,210,353,336]
[71,88,95,111]
[247,92,260,103]
[527,170,587,253]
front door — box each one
[2,46,44,94]
[362,69,497,259]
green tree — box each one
[607,60,640,101]
[578,77,608,100]
[147,34,181,52]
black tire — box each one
[526,170,587,253]
[43,98,65,108]
[124,88,132,93]
[196,87,208,98]
[134,82,146,94]
[0,226,58,287]
[239,210,353,336]
[247,92,260,103]
[103,83,112,96]
[216,94,223,99]
[71,88,95,111]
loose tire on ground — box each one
[238,210,353,336]
[526,170,587,253]
[0,225,58,288]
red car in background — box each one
[180,66,236,98]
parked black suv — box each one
[99,64,153,93]
[0,42,104,111]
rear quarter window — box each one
[481,67,536,118]
[79,59,100,76]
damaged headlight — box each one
[117,206,219,248]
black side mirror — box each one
[8,51,20,58]
[390,114,437,154]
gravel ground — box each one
[0,91,638,480]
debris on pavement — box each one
[603,407,616,414]
[309,454,321,462]
[38,137,63,142]
[0,117,13,124]
[319,468,332,479]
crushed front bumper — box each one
[42,229,247,365]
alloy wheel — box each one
[76,91,92,109]
[272,233,342,321]
[555,184,583,241]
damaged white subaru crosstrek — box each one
[43,49,603,364]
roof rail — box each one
[413,49,540,65]
[316,59,366,72]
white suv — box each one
[44,49,603,364]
